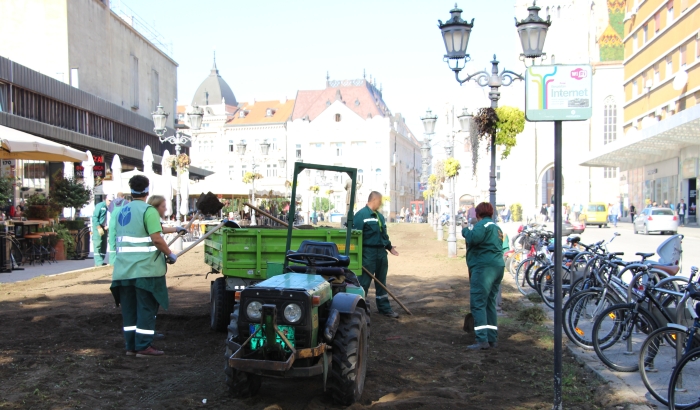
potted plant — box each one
[24,193,50,220]
[50,177,92,220]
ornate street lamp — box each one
[420,109,438,135]
[515,2,551,60]
[278,158,286,169]
[152,104,168,137]
[457,108,473,136]
[236,141,247,155]
[260,139,271,155]
[188,104,204,130]
[438,4,474,72]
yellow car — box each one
[583,203,608,228]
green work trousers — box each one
[359,247,392,313]
[469,265,504,343]
[118,285,159,351]
[93,230,107,266]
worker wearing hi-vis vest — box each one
[110,175,178,357]
[462,202,505,351]
[353,191,400,318]
[92,195,112,266]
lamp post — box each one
[420,109,437,225]
[236,140,271,226]
[445,131,457,257]
[438,2,550,214]
[152,103,204,224]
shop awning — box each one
[580,105,700,169]
[0,125,88,162]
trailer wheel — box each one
[224,306,262,397]
[211,277,234,332]
[330,309,369,406]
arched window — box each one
[557,6,561,18]
[604,96,617,145]
[335,113,341,122]
[358,169,364,183]
[375,168,381,182]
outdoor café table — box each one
[11,220,49,239]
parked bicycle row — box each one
[508,223,699,408]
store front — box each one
[643,158,678,207]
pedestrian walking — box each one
[92,194,113,266]
[677,199,687,226]
[110,175,178,357]
[540,204,548,222]
[611,202,621,227]
[353,191,400,318]
[462,202,505,350]
[400,207,405,223]
[629,204,636,223]
[547,204,554,222]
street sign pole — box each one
[553,120,563,410]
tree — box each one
[50,177,92,219]
[0,177,14,205]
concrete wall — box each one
[0,0,69,82]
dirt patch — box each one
[0,224,621,409]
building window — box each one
[603,96,617,145]
[697,37,700,58]
[70,68,79,89]
[666,54,673,78]
[653,63,660,85]
[271,138,277,151]
[241,165,247,178]
[604,167,617,178]
[229,140,234,152]
[265,108,274,117]
[296,144,302,158]
[335,142,343,156]
[497,166,501,181]
[229,165,234,178]
[273,164,277,177]
[151,69,159,111]
[358,169,364,183]
[375,168,382,182]
[654,11,661,31]
[556,5,561,18]
[130,55,139,109]
[667,0,674,24]
[239,110,246,118]
[633,33,638,52]
[335,114,341,122]
[632,80,638,97]
[643,24,648,43]
[266,164,272,177]
[680,44,687,67]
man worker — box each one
[108,192,129,263]
[92,194,112,266]
[353,191,400,318]
[110,175,178,357]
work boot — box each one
[489,341,499,349]
[382,311,399,319]
[466,342,490,350]
[136,346,164,357]
[126,350,136,356]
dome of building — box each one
[191,55,237,106]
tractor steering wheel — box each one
[286,252,340,267]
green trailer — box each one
[205,224,363,331]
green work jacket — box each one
[92,201,108,230]
[353,205,392,250]
[112,200,166,280]
[462,217,505,269]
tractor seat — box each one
[636,252,655,259]
[649,264,680,276]
[290,240,350,267]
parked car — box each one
[582,202,608,228]
[633,207,679,235]
[570,220,586,234]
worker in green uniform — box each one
[110,175,178,357]
[462,202,505,350]
[353,191,400,318]
[92,194,112,266]
[107,192,129,264]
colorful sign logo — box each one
[570,68,587,80]
[525,64,593,122]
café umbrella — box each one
[0,125,88,162]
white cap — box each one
[106,194,115,201]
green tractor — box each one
[224,163,370,405]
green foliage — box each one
[325,189,334,196]
[517,306,546,323]
[0,177,14,205]
[312,197,330,212]
[308,185,320,194]
[51,177,92,216]
[510,203,523,222]
[494,106,525,159]
[242,172,263,184]
[426,173,442,198]
[26,193,48,206]
[443,158,461,178]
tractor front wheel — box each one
[211,277,235,332]
[330,309,369,406]
[224,306,262,397]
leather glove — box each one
[166,253,178,264]
[175,226,187,235]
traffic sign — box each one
[525,64,593,122]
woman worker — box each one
[462,202,505,351]
[147,195,186,236]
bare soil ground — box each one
[0,223,631,409]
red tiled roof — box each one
[226,99,295,125]
[291,79,390,122]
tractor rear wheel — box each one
[211,277,234,332]
[224,306,262,397]
[330,309,369,406]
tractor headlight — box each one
[247,301,262,321]
[284,303,302,323]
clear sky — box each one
[117,0,522,139]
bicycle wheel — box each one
[537,266,571,310]
[639,326,699,406]
[592,303,658,372]
[563,289,617,350]
[515,258,536,296]
[668,346,700,410]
